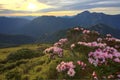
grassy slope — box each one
[0,28,120,80]
[0,43,88,80]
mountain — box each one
[20,16,71,37]
[19,11,120,38]
[0,11,120,43]
[0,17,30,34]
[36,29,67,43]
[73,11,120,28]
[0,33,35,48]
[38,23,120,43]
[11,16,37,20]
[89,23,120,38]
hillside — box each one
[0,33,35,48]
[89,23,120,38]
[37,23,120,43]
[0,27,120,79]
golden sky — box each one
[0,0,120,16]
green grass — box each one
[0,44,51,60]
[0,43,88,80]
[0,42,120,79]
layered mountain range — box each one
[0,11,120,46]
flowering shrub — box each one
[56,61,76,77]
[70,44,75,49]
[54,38,68,47]
[44,38,68,58]
[104,34,120,42]
[82,30,90,34]
[74,27,80,31]
[43,27,120,79]
[74,27,84,31]
[77,61,86,70]
[97,38,102,42]
[77,41,106,48]
[44,46,63,58]
[88,46,120,66]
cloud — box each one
[38,0,120,12]
[0,9,34,14]
[0,0,120,15]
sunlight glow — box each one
[27,3,38,11]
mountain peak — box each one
[76,11,91,16]
[81,11,90,14]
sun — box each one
[27,3,38,11]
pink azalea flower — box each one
[114,58,120,63]
[117,74,120,78]
[67,68,76,77]
[106,34,112,37]
[74,27,79,31]
[108,75,114,79]
[92,71,98,79]
[71,44,75,49]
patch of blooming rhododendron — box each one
[44,27,120,79]
[77,60,87,70]
[44,46,63,58]
[88,46,120,66]
[77,41,107,48]
[102,33,120,42]
[44,38,68,58]
[54,38,68,47]
[56,60,87,77]
[56,61,76,77]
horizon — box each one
[0,0,120,16]
[0,10,120,17]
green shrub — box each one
[7,48,41,62]
[5,69,22,80]
[0,60,28,73]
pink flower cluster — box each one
[77,61,86,70]
[73,27,99,35]
[44,38,68,58]
[74,27,79,31]
[54,38,68,47]
[97,38,102,42]
[88,46,120,66]
[56,61,76,77]
[77,41,106,48]
[82,30,90,34]
[70,43,75,49]
[44,46,63,58]
[73,27,84,31]
[105,37,116,41]
[105,37,120,42]
[105,34,120,42]
[106,34,112,37]
[92,71,98,79]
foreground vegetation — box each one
[0,27,120,80]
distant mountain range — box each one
[18,11,120,38]
[0,17,30,34]
[89,23,120,38]
[0,11,120,46]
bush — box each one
[7,48,41,62]
[5,69,22,80]
[0,60,28,73]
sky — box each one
[0,0,120,16]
